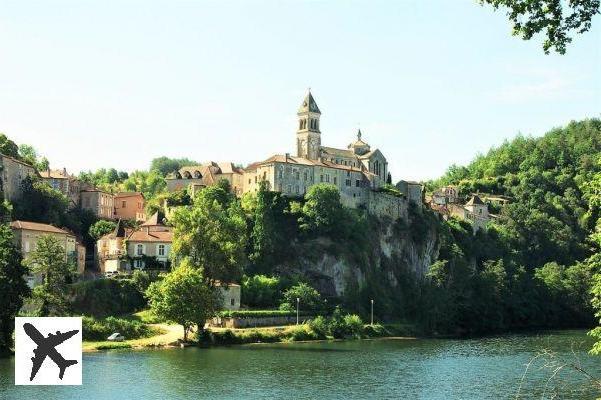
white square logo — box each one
[14,317,82,385]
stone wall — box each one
[0,154,37,202]
[208,315,312,329]
[366,191,408,220]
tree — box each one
[170,185,247,285]
[150,156,198,177]
[280,282,324,313]
[25,235,74,316]
[480,0,600,54]
[146,262,217,341]
[298,184,346,236]
[0,224,29,355]
[13,176,69,226]
[386,172,392,185]
[0,133,19,158]
[89,220,117,240]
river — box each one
[1,330,599,399]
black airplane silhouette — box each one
[23,322,79,381]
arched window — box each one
[193,170,201,179]
[183,171,192,179]
[299,120,303,130]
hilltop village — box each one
[1,92,492,292]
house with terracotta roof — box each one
[10,220,85,287]
[0,154,39,203]
[96,212,172,273]
[241,91,390,209]
[165,161,244,197]
[114,192,146,221]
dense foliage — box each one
[25,235,75,316]
[70,278,146,317]
[82,316,152,341]
[146,263,218,341]
[0,223,29,354]
[422,119,601,335]
[480,0,600,54]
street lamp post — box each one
[296,297,300,325]
[370,299,374,325]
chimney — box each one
[285,153,290,162]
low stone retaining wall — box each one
[209,315,312,329]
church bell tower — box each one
[296,90,321,160]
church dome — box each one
[348,129,371,155]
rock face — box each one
[276,211,440,298]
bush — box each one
[280,283,324,313]
[308,316,329,339]
[364,323,388,338]
[285,325,318,342]
[241,275,280,308]
[82,316,153,341]
[343,314,364,337]
[70,278,146,317]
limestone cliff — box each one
[275,208,441,299]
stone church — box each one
[243,91,390,208]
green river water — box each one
[1,330,599,399]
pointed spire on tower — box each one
[298,89,321,114]
[357,128,362,140]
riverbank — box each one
[82,322,418,352]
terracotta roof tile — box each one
[10,220,70,235]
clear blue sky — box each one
[1,1,599,181]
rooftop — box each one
[10,220,70,235]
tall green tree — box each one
[25,235,74,316]
[13,176,69,226]
[150,156,198,177]
[298,183,347,237]
[0,224,29,355]
[170,185,246,285]
[146,262,218,341]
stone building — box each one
[80,189,115,219]
[165,162,244,196]
[96,212,172,273]
[447,195,490,232]
[396,180,423,206]
[39,168,81,208]
[0,154,38,202]
[114,192,146,221]
[10,220,86,287]
[243,91,391,209]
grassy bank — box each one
[83,320,418,352]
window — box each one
[278,170,283,179]
[136,244,144,256]
[325,174,330,183]
[254,176,257,183]
[295,185,299,194]
[320,175,323,182]
[248,179,251,184]
[333,177,337,185]
[345,179,351,186]
[303,172,307,181]
[157,244,165,256]
[134,259,144,269]
[121,201,126,208]
[230,298,235,306]
[355,180,360,187]
[263,172,267,180]
[294,171,300,180]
